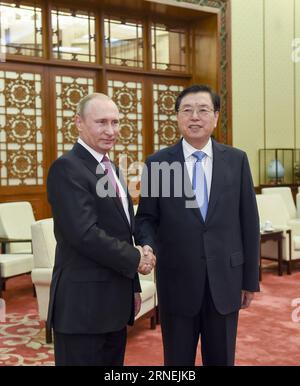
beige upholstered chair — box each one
[0,253,34,298]
[0,201,35,253]
[296,188,300,218]
[31,218,157,330]
[31,218,55,321]
[256,193,300,274]
[262,187,299,220]
[0,202,35,296]
[136,270,156,328]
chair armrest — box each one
[271,224,290,231]
[287,220,300,235]
[287,219,300,226]
[296,193,300,218]
[0,237,32,243]
[0,238,32,253]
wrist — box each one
[143,244,153,252]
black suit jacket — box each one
[47,143,141,335]
[136,139,260,316]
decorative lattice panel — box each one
[107,79,143,167]
[55,75,95,157]
[153,83,184,151]
[0,71,43,186]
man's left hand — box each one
[134,293,142,316]
[241,290,255,309]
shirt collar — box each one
[77,137,108,163]
[182,137,213,161]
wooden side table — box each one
[260,229,291,280]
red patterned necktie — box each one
[101,155,121,199]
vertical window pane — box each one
[105,18,143,68]
[0,2,42,57]
[51,9,96,62]
[152,24,186,72]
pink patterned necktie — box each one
[101,155,121,199]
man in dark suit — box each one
[136,85,260,366]
[47,93,156,366]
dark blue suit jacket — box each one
[136,139,260,316]
[47,143,140,336]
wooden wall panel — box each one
[0,0,225,218]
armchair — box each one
[0,202,35,296]
[137,270,156,329]
[0,253,34,298]
[261,187,299,219]
[31,218,55,321]
[256,193,300,274]
[0,201,35,253]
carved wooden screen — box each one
[107,75,187,158]
[107,74,144,165]
[152,81,185,152]
[0,68,44,186]
[0,66,97,218]
[53,69,96,157]
[0,0,226,219]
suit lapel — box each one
[168,140,204,225]
[205,139,226,224]
[72,142,99,176]
[114,166,133,231]
[168,138,227,225]
[72,143,132,231]
[127,190,135,234]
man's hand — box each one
[135,245,156,275]
[134,293,142,316]
[241,290,255,309]
[142,245,153,256]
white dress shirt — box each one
[77,138,130,224]
[182,137,213,199]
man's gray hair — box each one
[76,93,112,117]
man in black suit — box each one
[136,85,260,366]
[47,93,156,366]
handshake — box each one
[135,245,156,275]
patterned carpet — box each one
[1,262,300,366]
[0,313,53,366]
